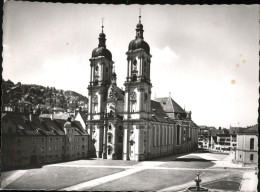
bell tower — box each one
[124,12,152,120]
[87,18,114,158]
[123,9,152,161]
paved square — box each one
[1,152,257,191]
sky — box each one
[2,1,259,128]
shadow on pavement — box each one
[172,158,214,162]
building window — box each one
[108,133,113,143]
[82,145,85,149]
[250,154,254,161]
[108,146,112,155]
[82,137,84,141]
[49,138,52,142]
[32,137,36,143]
[157,126,160,146]
[109,125,112,130]
[56,137,58,142]
[42,138,45,142]
[176,125,181,145]
[153,126,156,147]
[250,138,254,150]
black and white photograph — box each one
[1,1,259,191]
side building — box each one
[1,112,89,171]
[234,124,258,166]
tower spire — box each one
[139,6,142,23]
[98,17,106,48]
[135,6,144,39]
[101,17,104,33]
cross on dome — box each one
[138,6,142,23]
[101,17,105,33]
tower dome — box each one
[91,23,112,61]
[128,14,150,54]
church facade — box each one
[86,15,199,161]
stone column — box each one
[135,127,140,161]
[127,58,130,81]
[102,122,107,159]
[123,126,129,160]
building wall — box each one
[235,134,258,165]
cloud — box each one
[151,46,179,66]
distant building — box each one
[198,126,217,149]
[234,124,258,166]
[1,112,89,171]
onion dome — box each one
[92,22,112,61]
[128,14,150,54]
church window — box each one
[108,133,113,143]
[133,60,137,70]
[132,74,137,82]
[250,154,254,161]
[160,126,163,146]
[176,125,181,145]
[157,126,160,146]
[168,127,170,145]
[250,138,254,150]
[153,126,156,147]
[164,127,167,145]
[108,124,112,131]
[108,146,112,155]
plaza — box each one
[1,150,257,191]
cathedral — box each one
[86,14,199,161]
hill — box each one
[2,79,88,113]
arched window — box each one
[108,124,112,130]
[108,146,112,155]
[176,124,181,145]
[250,138,254,150]
[250,154,254,161]
[108,133,113,143]
[132,74,137,82]
[153,126,156,147]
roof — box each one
[2,112,88,136]
[76,111,88,122]
[150,100,172,123]
[237,124,258,135]
[154,97,186,114]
